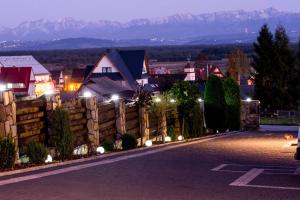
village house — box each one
[0,67,35,96]
[85,49,149,90]
[0,55,54,95]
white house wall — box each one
[93,56,119,73]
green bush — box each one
[101,139,114,152]
[49,108,73,161]
[204,75,227,133]
[0,138,16,169]
[121,134,138,150]
[167,125,175,141]
[26,140,48,164]
[223,78,241,131]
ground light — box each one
[145,140,153,147]
[83,91,92,98]
[96,146,105,154]
[45,155,53,163]
[198,98,203,102]
[165,136,171,142]
[111,94,120,101]
[178,135,184,141]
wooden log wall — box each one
[125,104,140,137]
[61,99,88,146]
[16,98,47,147]
[98,102,116,141]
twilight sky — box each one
[0,0,299,27]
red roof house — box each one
[0,67,35,96]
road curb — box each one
[0,130,242,177]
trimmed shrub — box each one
[26,140,48,164]
[49,108,73,161]
[223,78,241,131]
[121,134,138,150]
[0,138,16,169]
[101,139,114,152]
[204,75,227,133]
[167,125,175,141]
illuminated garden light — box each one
[170,99,176,103]
[177,135,184,141]
[154,97,161,103]
[45,155,53,163]
[165,136,171,142]
[198,98,203,102]
[145,140,153,147]
[96,146,105,154]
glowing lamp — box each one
[246,97,252,102]
[165,136,171,142]
[170,99,176,103]
[0,84,6,91]
[111,94,120,101]
[198,98,203,102]
[96,146,105,154]
[44,90,54,96]
[145,140,153,147]
[154,97,161,103]
[45,155,53,163]
[83,91,92,98]
[178,135,184,141]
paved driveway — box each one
[0,127,299,200]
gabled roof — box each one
[0,55,50,76]
[0,67,33,94]
[88,49,147,90]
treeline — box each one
[253,24,300,110]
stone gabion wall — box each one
[85,96,99,150]
[241,100,260,130]
[0,90,18,157]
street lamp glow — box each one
[45,155,53,163]
[198,98,203,102]
[178,135,184,141]
[154,97,161,103]
[145,140,153,147]
[165,136,171,142]
[83,91,92,98]
[96,146,105,154]
[111,94,120,101]
[170,99,176,103]
[0,84,6,91]
[246,97,252,102]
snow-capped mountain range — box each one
[0,8,300,50]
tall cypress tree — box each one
[253,24,277,110]
[274,25,295,109]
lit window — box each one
[7,83,13,88]
[102,67,112,73]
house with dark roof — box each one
[86,49,148,90]
[0,67,35,96]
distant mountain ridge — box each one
[0,8,300,50]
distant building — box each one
[0,67,35,96]
[0,55,54,95]
[86,49,149,90]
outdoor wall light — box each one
[83,91,92,98]
[111,94,120,101]
[165,136,172,142]
[177,135,184,141]
[246,97,252,102]
[45,155,53,163]
[154,97,161,103]
[145,140,153,147]
[0,84,6,91]
[96,146,105,154]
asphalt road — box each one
[0,126,299,200]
